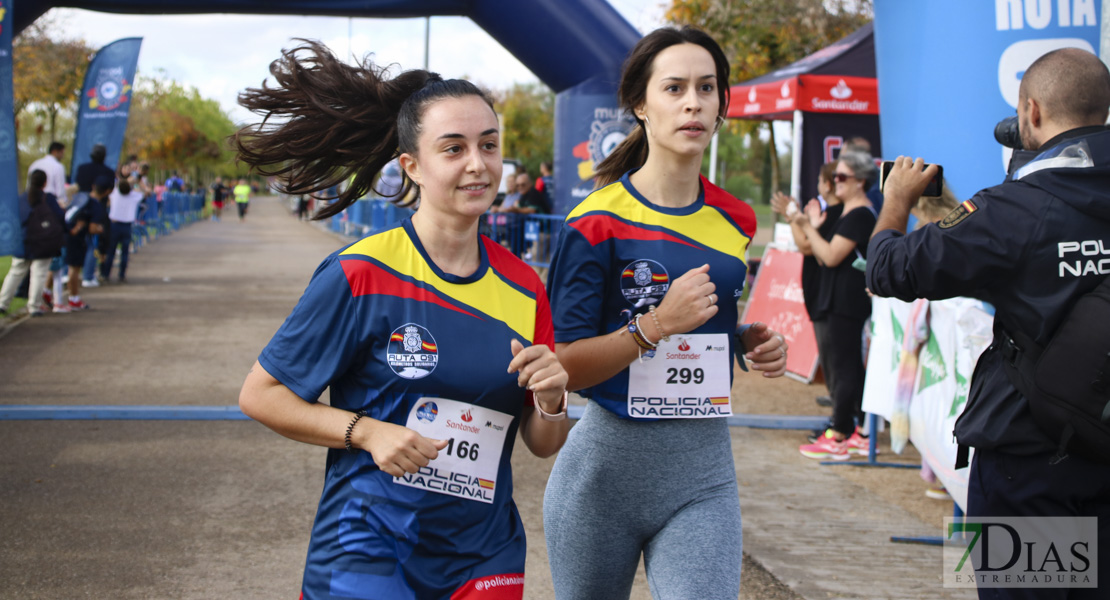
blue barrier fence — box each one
[325,198,416,241]
[321,197,566,268]
[132,191,206,250]
[478,213,564,268]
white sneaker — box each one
[82,279,100,288]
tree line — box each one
[13,1,872,203]
[13,15,249,190]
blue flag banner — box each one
[553,72,636,215]
[0,0,19,256]
[70,37,142,177]
[873,0,1101,199]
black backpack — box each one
[999,276,1110,464]
[23,199,64,259]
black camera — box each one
[994,116,1022,149]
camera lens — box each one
[994,116,1022,149]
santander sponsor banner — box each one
[800,75,879,114]
[740,247,819,382]
[731,75,878,117]
[735,78,796,116]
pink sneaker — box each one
[68,297,90,311]
[800,430,850,460]
[846,429,875,455]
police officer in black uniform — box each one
[866,48,1110,600]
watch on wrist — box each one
[536,391,569,422]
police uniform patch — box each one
[938,199,978,229]
[387,323,439,379]
[619,259,669,306]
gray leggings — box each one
[543,401,743,600]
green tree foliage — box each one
[701,122,790,203]
[493,82,554,176]
[13,15,95,175]
[665,0,873,85]
[13,20,243,187]
[123,75,241,180]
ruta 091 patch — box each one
[939,199,978,229]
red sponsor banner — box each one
[798,75,878,114]
[740,247,819,382]
[729,78,797,118]
[451,573,525,600]
[727,75,878,118]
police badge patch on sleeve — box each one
[938,199,978,229]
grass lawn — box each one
[748,201,775,261]
[0,256,28,315]
[750,201,775,223]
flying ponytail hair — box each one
[233,39,494,220]
[593,26,731,189]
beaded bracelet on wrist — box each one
[344,410,367,453]
[647,305,670,342]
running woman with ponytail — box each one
[234,41,569,600]
[543,27,789,599]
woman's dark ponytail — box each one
[26,169,47,207]
[594,125,649,189]
[233,40,491,220]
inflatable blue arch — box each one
[11,0,644,215]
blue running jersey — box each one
[259,218,552,600]
[547,171,756,419]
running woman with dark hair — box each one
[234,40,569,600]
[543,27,789,600]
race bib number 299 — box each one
[627,333,732,418]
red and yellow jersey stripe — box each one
[340,227,541,343]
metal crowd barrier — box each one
[328,198,415,239]
[132,191,205,249]
[319,198,566,269]
[478,213,564,268]
[163,191,204,230]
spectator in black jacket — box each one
[74,144,116,193]
[0,170,65,316]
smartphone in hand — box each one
[880,160,944,197]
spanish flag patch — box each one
[939,199,978,229]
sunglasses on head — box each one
[834,173,855,182]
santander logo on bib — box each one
[677,338,691,352]
[460,409,473,422]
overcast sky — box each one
[51,1,669,125]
